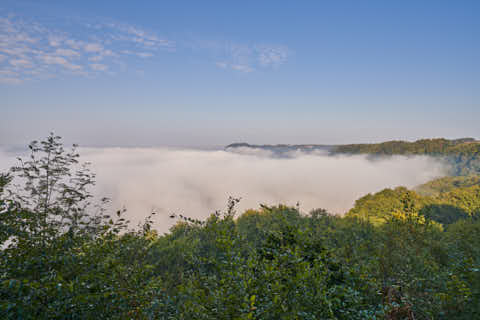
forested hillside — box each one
[226,138,480,175]
[334,138,480,175]
[1,135,480,319]
[347,183,480,225]
[415,175,480,196]
[334,138,478,155]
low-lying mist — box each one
[0,147,447,233]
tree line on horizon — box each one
[228,138,480,175]
[334,138,480,176]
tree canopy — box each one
[1,134,480,319]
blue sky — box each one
[1,1,479,147]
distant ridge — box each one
[225,138,480,175]
[225,138,479,154]
[334,138,479,155]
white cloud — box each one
[210,42,290,73]
[48,36,64,47]
[256,45,289,67]
[84,43,103,53]
[0,14,290,84]
[104,22,175,50]
[88,55,103,62]
[0,16,86,79]
[231,64,254,73]
[65,39,84,50]
[9,58,32,68]
[90,63,108,71]
[0,48,30,60]
[136,52,153,58]
[102,49,114,56]
[0,15,173,83]
[42,55,82,71]
[55,48,80,57]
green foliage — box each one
[435,185,480,216]
[334,138,479,156]
[5,133,115,244]
[334,138,480,175]
[441,219,480,317]
[348,183,480,225]
[2,134,480,318]
[0,134,130,319]
[415,175,480,197]
[346,187,429,225]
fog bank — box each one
[0,147,447,233]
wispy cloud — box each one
[41,54,82,71]
[211,42,290,73]
[256,45,289,68]
[136,52,154,58]
[0,13,291,84]
[9,58,32,68]
[83,43,104,53]
[90,63,108,71]
[100,22,176,51]
[55,48,80,57]
[231,64,254,73]
[0,14,172,83]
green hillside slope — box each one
[334,138,480,175]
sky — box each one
[1,1,479,148]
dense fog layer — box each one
[0,147,447,233]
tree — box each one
[0,134,130,319]
[3,133,112,248]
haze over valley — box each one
[0,145,448,231]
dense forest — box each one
[334,138,479,155]
[227,138,480,175]
[347,176,480,225]
[1,135,480,319]
[334,138,480,176]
